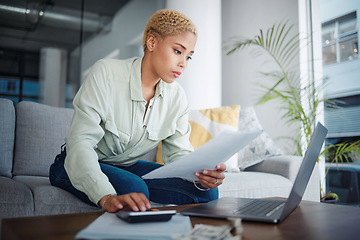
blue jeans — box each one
[49,149,218,206]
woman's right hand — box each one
[99,192,151,213]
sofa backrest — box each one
[13,101,74,177]
[0,99,15,178]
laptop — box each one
[181,122,328,224]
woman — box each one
[50,9,226,213]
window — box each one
[320,9,360,163]
[326,167,360,204]
[0,0,150,107]
[6,80,19,93]
[0,49,40,104]
[322,12,358,64]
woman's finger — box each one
[103,196,124,213]
[195,173,223,189]
[119,194,140,211]
[119,193,151,212]
[195,165,226,189]
[198,178,222,189]
[216,163,227,172]
[202,169,225,181]
[138,193,152,209]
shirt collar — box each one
[155,80,165,98]
[130,58,144,101]
[130,57,165,101]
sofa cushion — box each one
[219,172,292,199]
[0,177,34,220]
[0,99,15,178]
[237,107,283,170]
[246,155,303,182]
[13,101,74,177]
[14,176,100,215]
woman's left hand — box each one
[195,163,226,189]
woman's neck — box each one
[141,55,160,89]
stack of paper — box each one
[76,212,192,240]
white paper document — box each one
[76,212,192,240]
[142,130,262,181]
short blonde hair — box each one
[143,9,198,51]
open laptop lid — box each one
[181,122,328,223]
[279,122,328,221]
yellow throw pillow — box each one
[157,105,241,172]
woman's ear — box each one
[146,34,156,51]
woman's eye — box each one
[174,49,181,54]
[186,56,192,61]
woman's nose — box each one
[178,58,186,68]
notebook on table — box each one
[181,122,328,224]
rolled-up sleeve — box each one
[64,61,116,205]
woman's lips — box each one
[173,71,181,78]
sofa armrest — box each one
[244,155,302,182]
[244,155,320,202]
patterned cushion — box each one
[237,107,283,170]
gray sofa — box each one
[0,99,320,233]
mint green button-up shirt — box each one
[64,57,194,204]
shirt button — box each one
[143,125,147,129]
[149,105,152,109]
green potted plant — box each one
[225,22,360,198]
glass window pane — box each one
[322,23,336,44]
[23,79,39,97]
[8,80,19,94]
[0,78,5,94]
[339,17,357,35]
[339,36,358,61]
[0,50,19,75]
[4,96,19,105]
[0,78,19,94]
[323,44,337,64]
[24,53,40,77]
[21,97,38,103]
[328,170,351,188]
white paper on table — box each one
[142,130,262,181]
[75,212,192,240]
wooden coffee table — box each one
[2,200,360,240]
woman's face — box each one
[149,31,197,83]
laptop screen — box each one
[280,122,328,221]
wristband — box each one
[101,194,114,209]
[193,181,210,191]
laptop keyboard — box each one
[234,200,285,217]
